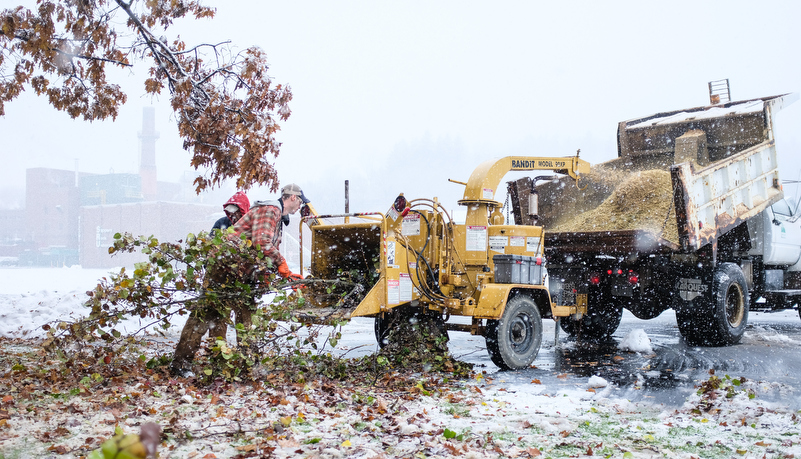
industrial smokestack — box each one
[139,107,159,201]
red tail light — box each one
[627,270,639,284]
[606,269,613,275]
[589,273,601,285]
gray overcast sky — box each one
[2,0,800,213]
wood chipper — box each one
[292,155,591,369]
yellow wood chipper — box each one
[293,155,590,369]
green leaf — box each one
[443,428,456,439]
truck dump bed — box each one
[544,229,679,256]
[540,93,797,255]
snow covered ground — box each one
[2,267,801,458]
[0,266,120,338]
[0,266,188,339]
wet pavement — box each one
[443,308,801,409]
[337,308,801,409]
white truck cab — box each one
[750,198,801,269]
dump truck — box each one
[533,93,801,346]
[293,156,592,370]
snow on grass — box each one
[0,266,190,340]
[2,267,801,458]
[3,358,800,458]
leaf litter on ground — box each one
[2,335,801,459]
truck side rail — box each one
[671,140,783,252]
[620,92,798,253]
[544,229,679,256]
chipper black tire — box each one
[374,311,396,348]
[676,262,749,346]
[485,295,543,370]
[374,305,447,348]
[559,299,622,341]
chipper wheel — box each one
[485,295,543,370]
[374,305,447,348]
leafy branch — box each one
[0,0,291,192]
[39,229,374,383]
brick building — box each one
[80,201,216,269]
[2,107,222,268]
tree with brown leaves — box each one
[0,0,292,193]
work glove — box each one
[277,260,303,281]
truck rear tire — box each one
[676,262,749,346]
[559,298,622,341]
[485,295,543,370]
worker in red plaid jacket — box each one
[231,183,307,281]
[170,184,310,377]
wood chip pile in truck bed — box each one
[547,166,680,244]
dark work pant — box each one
[208,302,255,342]
[171,299,256,369]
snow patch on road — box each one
[587,375,608,388]
[618,328,653,354]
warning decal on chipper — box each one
[466,226,487,251]
[489,236,507,253]
[400,273,413,302]
[402,214,421,236]
[387,279,400,305]
[677,277,708,301]
[511,159,567,170]
[526,237,541,252]
[386,241,396,267]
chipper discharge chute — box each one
[293,156,591,370]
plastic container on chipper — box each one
[528,257,543,285]
[493,254,529,284]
